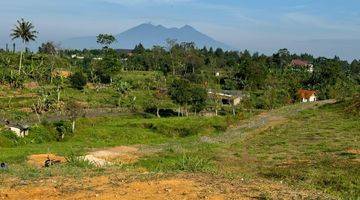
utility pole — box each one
[12,43,15,53]
[5,43,9,52]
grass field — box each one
[0,100,359,199]
[232,102,360,198]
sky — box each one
[0,0,360,60]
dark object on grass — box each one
[0,162,8,170]
[44,156,61,167]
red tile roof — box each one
[298,89,317,99]
[291,59,310,67]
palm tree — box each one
[10,18,38,74]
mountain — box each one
[61,23,232,50]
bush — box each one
[345,93,360,116]
[70,71,87,90]
[25,125,56,144]
[3,70,25,88]
[0,130,21,147]
[174,154,214,172]
[53,120,73,141]
[65,153,94,168]
[94,68,111,84]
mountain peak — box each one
[62,23,232,50]
[180,25,195,31]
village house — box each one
[298,89,317,103]
[3,120,30,138]
[71,54,84,59]
[208,90,248,106]
[291,59,314,73]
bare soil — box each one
[27,154,66,168]
[0,174,330,200]
[83,145,160,167]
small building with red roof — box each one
[291,59,314,73]
[298,89,317,103]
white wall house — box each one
[8,126,29,138]
[302,94,317,102]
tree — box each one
[70,71,87,90]
[350,60,360,83]
[133,43,145,54]
[38,41,57,55]
[113,79,132,107]
[65,100,85,133]
[167,40,182,75]
[53,76,65,103]
[94,49,122,83]
[153,88,168,117]
[169,79,192,116]
[10,18,38,74]
[152,75,168,117]
[31,87,54,122]
[189,86,208,115]
[214,48,224,57]
[272,48,290,69]
[185,52,204,74]
[96,34,116,49]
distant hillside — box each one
[61,23,232,50]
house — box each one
[291,59,314,73]
[71,54,84,59]
[4,120,30,138]
[208,90,248,106]
[298,89,317,103]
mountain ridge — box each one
[62,23,232,50]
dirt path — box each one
[218,100,336,143]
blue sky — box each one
[1,0,360,60]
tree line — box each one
[1,19,359,114]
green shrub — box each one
[25,125,56,144]
[0,135,15,147]
[345,93,360,116]
[65,154,94,169]
[70,71,87,90]
[53,120,73,141]
[0,130,21,147]
[174,154,214,172]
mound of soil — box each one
[83,146,144,167]
[27,154,66,168]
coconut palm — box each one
[10,18,38,74]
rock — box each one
[0,163,8,170]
